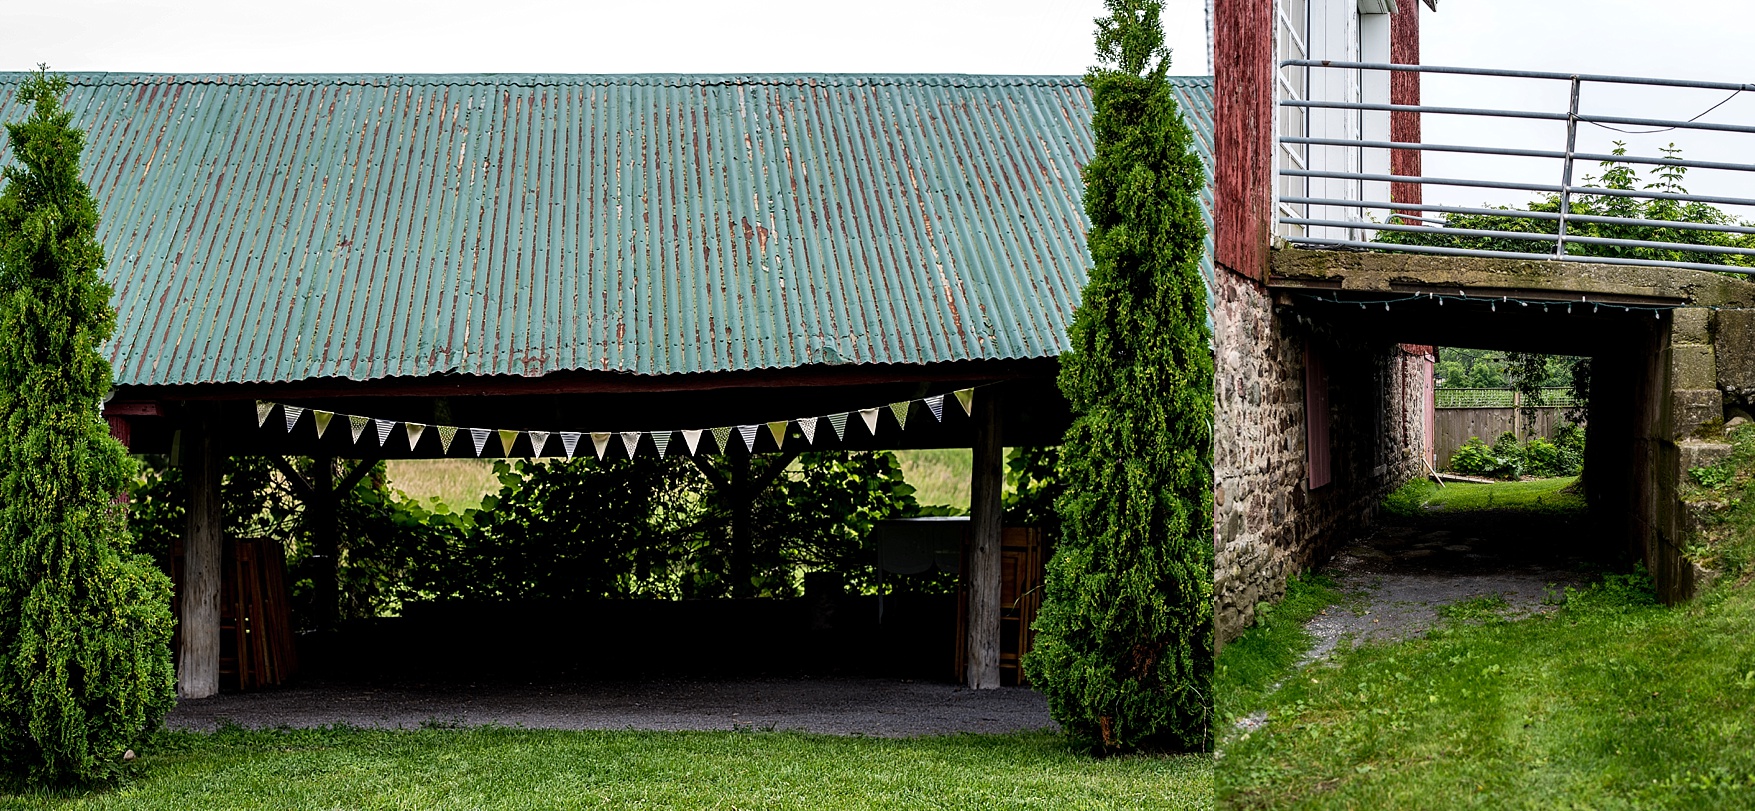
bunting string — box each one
[251,386,983,461]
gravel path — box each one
[165,678,1056,737]
[1303,508,1593,661]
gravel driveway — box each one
[165,678,1056,737]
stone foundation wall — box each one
[1213,267,1431,645]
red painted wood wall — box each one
[1214,0,1274,282]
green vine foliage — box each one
[0,72,175,788]
[1023,0,1214,754]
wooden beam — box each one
[310,456,339,631]
[965,387,1003,689]
[177,409,223,699]
[264,454,314,501]
[109,357,1057,403]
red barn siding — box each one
[1215,0,1275,282]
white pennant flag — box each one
[499,430,520,456]
[682,429,704,455]
[858,408,880,436]
[404,422,426,450]
[888,401,911,431]
[737,425,759,452]
[827,412,849,440]
[954,388,975,416]
[349,415,370,443]
[528,431,551,456]
[652,431,672,456]
[313,410,335,438]
[924,394,945,422]
[373,418,395,446]
[283,406,306,432]
[797,417,819,444]
[621,431,642,458]
[591,432,612,460]
[468,428,491,456]
[256,401,275,427]
[560,432,582,459]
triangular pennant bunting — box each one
[468,428,491,457]
[827,412,849,440]
[349,415,370,443]
[888,401,911,430]
[591,432,612,460]
[711,426,733,453]
[683,429,704,455]
[954,388,975,416]
[528,431,550,456]
[560,432,582,459]
[499,430,521,456]
[283,406,306,432]
[924,394,945,422]
[652,431,672,457]
[621,431,642,457]
[437,425,458,454]
[859,408,880,436]
[256,401,275,427]
[797,417,819,444]
[404,422,426,449]
[766,421,788,448]
[737,425,759,452]
[373,418,395,446]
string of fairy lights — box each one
[1288,289,1723,317]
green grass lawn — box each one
[1217,573,1755,810]
[1382,476,1583,517]
[5,728,1211,810]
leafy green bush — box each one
[1520,437,1569,478]
[0,72,175,788]
[1026,0,1213,754]
[1448,437,1512,478]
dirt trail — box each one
[1304,501,1600,660]
[164,678,1055,737]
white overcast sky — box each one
[2,0,1751,208]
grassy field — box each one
[4,728,1211,810]
[1382,475,1583,517]
[1217,568,1755,809]
[388,451,978,514]
[385,459,503,511]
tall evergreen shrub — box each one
[1023,0,1214,753]
[0,72,176,787]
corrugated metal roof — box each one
[0,73,1214,388]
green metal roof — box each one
[0,73,1214,388]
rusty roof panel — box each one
[0,73,1215,387]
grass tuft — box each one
[1381,476,1583,518]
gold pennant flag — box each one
[954,388,975,416]
[313,410,335,438]
[766,420,788,448]
[349,414,370,443]
[711,426,733,453]
[499,429,520,456]
[437,425,458,454]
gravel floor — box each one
[165,678,1056,737]
[1303,506,1595,661]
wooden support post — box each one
[178,410,223,699]
[311,456,339,630]
[966,388,1003,689]
[729,454,752,599]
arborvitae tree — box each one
[1024,1,1214,753]
[0,71,176,787]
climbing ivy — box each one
[0,71,175,787]
[1023,0,1214,754]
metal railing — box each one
[1435,388,1577,410]
[1276,60,1755,274]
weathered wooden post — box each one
[311,456,339,630]
[966,389,1003,689]
[178,407,224,699]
